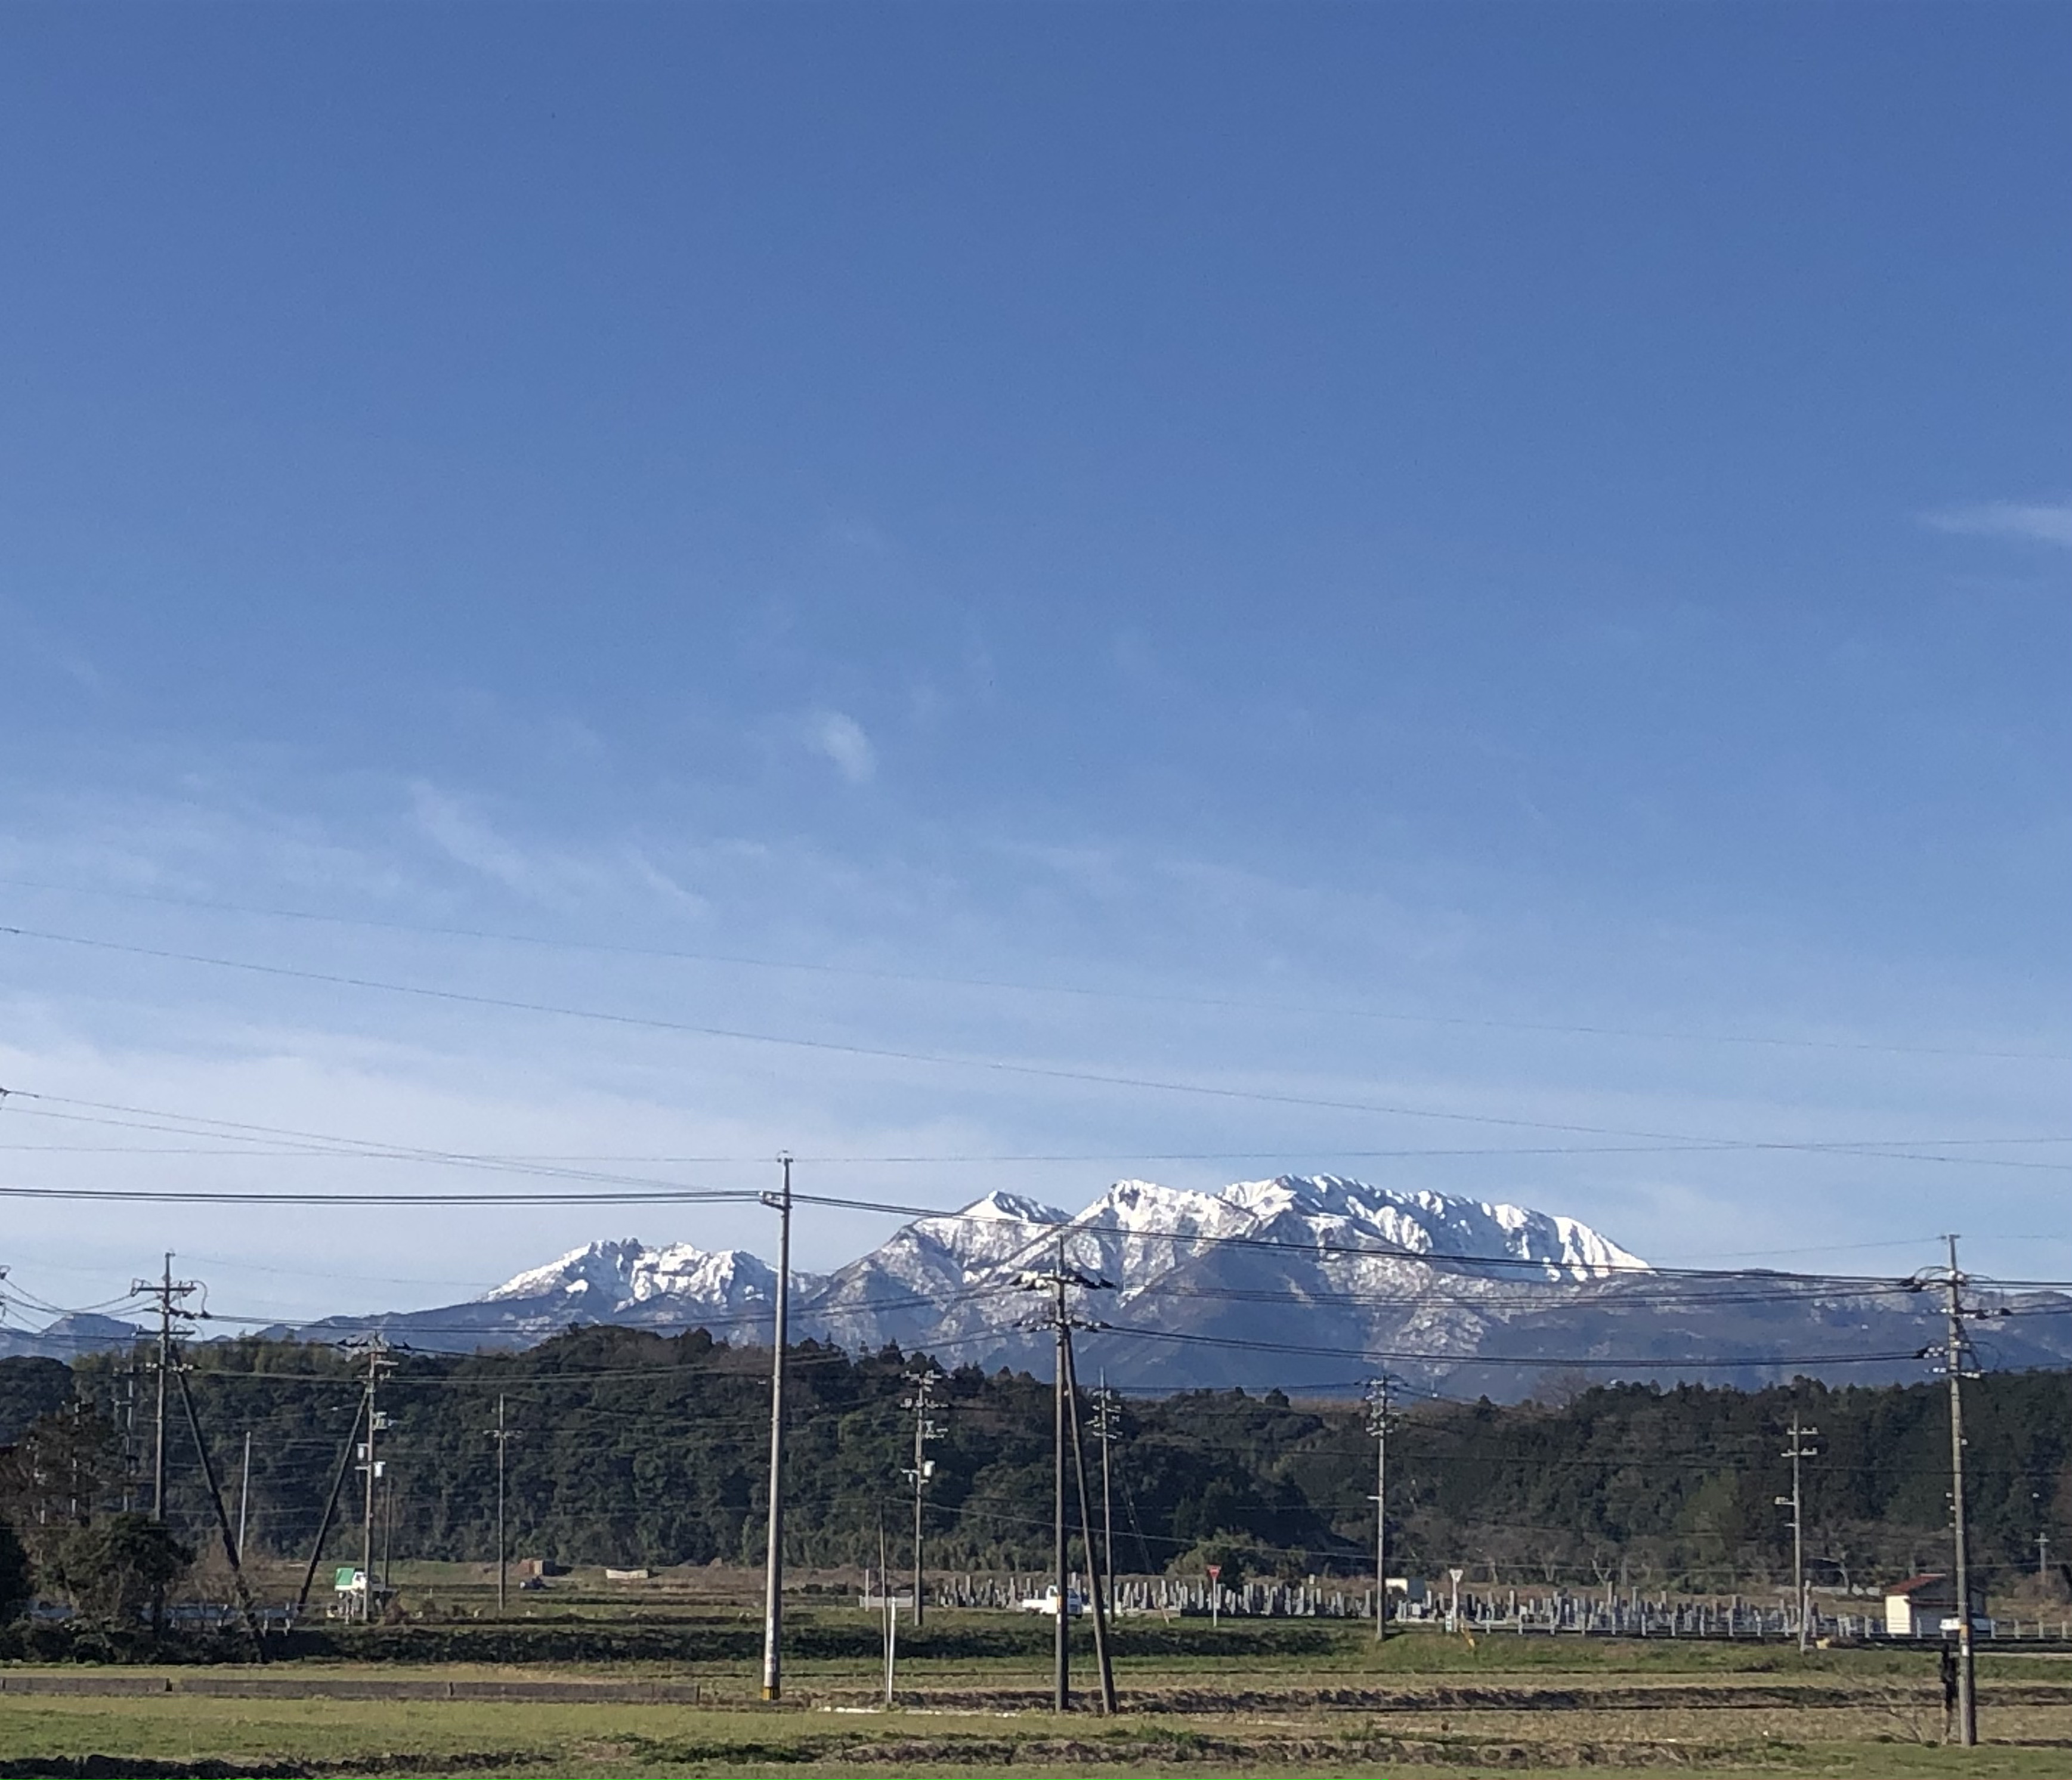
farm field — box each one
[7,1616,2072,1776]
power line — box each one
[10,925,2061,1147]
[8,875,2059,1062]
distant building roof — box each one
[1885,1574,1952,1597]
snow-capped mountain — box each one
[803,1175,1652,1376]
[483,1238,793,1326]
[227,1175,2072,1395]
[281,1234,822,1351]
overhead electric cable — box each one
[5,925,2056,1149]
[6,877,2061,1061]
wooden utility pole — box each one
[760,1154,793,1702]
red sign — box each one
[1206,1564,1221,1580]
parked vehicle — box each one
[1018,1584,1084,1617]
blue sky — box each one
[1,2,2066,1324]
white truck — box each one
[1018,1584,1085,1617]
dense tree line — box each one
[5,1333,2072,1601]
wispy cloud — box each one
[408,781,550,893]
[1924,500,2072,549]
[805,711,877,784]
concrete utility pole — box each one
[351,1337,397,1623]
[1052,1250,1068,1711]
[170,1359,266,1658]
[1777,1414,1820,1653]
[130,1255,197,1520]
[877,1515,896,1707]
[1091,1379,1121,1609]
[902,1367,944,1627]
[1940,1234,1980,1748]
[236,1430,252,1562]
[1061,1321,1118,1713]
[760,1154,793,1702]
[1365,1376,1397,1640]
[486,1394,521,1615]
[1018,1239,1114,1714]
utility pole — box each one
[236,1429,252,1562]
[131,1255,197,1520]
[877,1513,896,1707]
[350,1337,397,1623]
[1061,1325,1118,1713]
[120,1356,138,1514]
[1777,1414,1820,1654]
[1365,1376,1397,1640]
[1913,1235,1994,1746]
[901,1367,944,1627]
[760,1154,793,1702]
[2039,1533,2052,1580]
[1018,1239,1114,1714]
[1942,1236,1979,1747]
[486,1394,521,1615]
[1091,1379,1121,1609]
[1052,1250,1068,1712]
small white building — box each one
[1884,1572,1983,1637]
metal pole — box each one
[1946,1234,1977,1747]
[1053,1237,1069,1713]
[760,1154,793,1702]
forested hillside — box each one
[5,1332,2070,1599]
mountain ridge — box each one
[13,1177,2072,1396]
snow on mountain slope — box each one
[484,1238,788,1318]
[801,1175,1648,1364]
[217,1174,2072,1391]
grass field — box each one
[5,1612,2069,1776]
